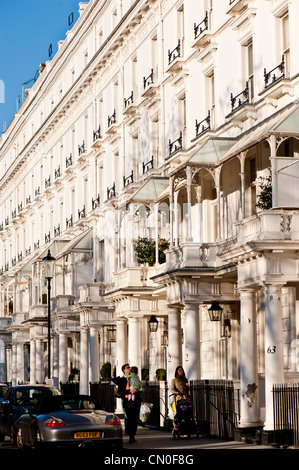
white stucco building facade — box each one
[0,0,299,436]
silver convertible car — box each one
[16,395,122,449]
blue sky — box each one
[0,0,80,136]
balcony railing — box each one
[66,154,73,168]
[35,187,41,197]
[107,183,116,200]
[264,55,285,89]
[168,40,181,65]
[78,206,86,219]
[54,224,60,237]
[66,215,73,228]
[143,157,154,174]
[45,176,51,189]
[78,141,85,156]
[124,91,134,108]
[108,110,116,128]
[123,171,134,187]
[169,132,183,156]
[93,126,101,141]
[194,12,208,39]
[143,69,154,89]
[92,195,100,209]
[195,111,211,137]
[230,82,249,112]
[55,166,61,179]
[45,232,51,244]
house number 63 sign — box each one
[267,346,277,354]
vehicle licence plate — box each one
[74,432,102,439]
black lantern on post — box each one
[208,301,223,322]
[42,249,55,380]
[148,315,159,333]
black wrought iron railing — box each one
[230,82,249,112]
[168,40,181,65]
[194,12,208,39]
[264,55,285,89]
[195,111,211,137]
[143,157,154,174]
[273,383,299,447]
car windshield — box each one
[14,387,60,406]
[32,396,98,414]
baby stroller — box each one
[170,394,199,439]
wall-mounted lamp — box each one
[208,301,223,322]
[107,326,116,343]
[148,315,159,333]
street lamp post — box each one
[42,249,55,380]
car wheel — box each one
[16,426,26,450]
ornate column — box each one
[239,289,262,428]
[11,343,17,386]
[186,166,193,241]
[36,338,43,384]
[115,319,128,376]
[89,327,100,383]
[30,338,36,384]
[128,317,140,370]
[184,304,200,381]
[80,327,89,394]
[58,332,68,385]
[263,284,284,431]
[52,334,59,388]
[167,306,182,384]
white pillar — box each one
[239,289,262,428]
[184,304,200,381]
[30,339,36,384]
[36,339,43,384]
[89,327,100,383]
[12,343,17,386]
[167,306,182,384]
[52,334,59,388]
[16,343,24,384]
[116,319,127,376]
[128,317,140,370]
[59,332,68,385]
[264,284,285,430]
[80,328,89,394]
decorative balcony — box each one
[113,265,165,289]
[259,55,293,102]
[195,111,211,138]
[166,40,184,73]
[78,141,87,161]
[230,82,249,112]
[143,157,154,174]
[45,176,51,190]
[45,232,51,244]
[142,69,159,98]
[66,215,73,228]
[106,110,117,134]
[169,132,183,157]
[54,166,62,185]
[227,0,251,15]
[92,126,102,147]
[107,183,116,200]
[92,195,100,210]
[54,224,61,237]
[123,171,134,188]
[35,186,41,199]
[193,12,212,49]
[166,242,219,271]
[124,92,136,115]
[78,205,86,220]
[66,154,73,171]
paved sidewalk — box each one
[122,425,272,450]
